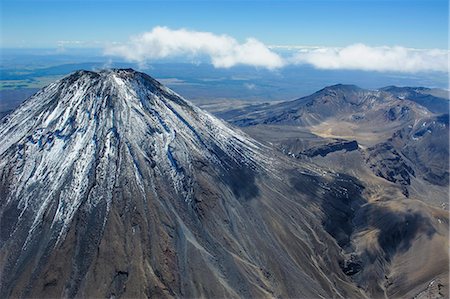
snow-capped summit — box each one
[1,68,268,238]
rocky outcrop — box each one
[299,140,359,157]
[365,143,415,196]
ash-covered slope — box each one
[0,69,367,298]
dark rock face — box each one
[385,105,410,121]
[365,143,415,196]
[299,140,359,157]
[341,259,363,276]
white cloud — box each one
[290,43,448,73]
[104,26,284,69]
[104,27,448,73]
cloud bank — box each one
[105,27,448,73]
[290,44,448,73]
[105,26,284,69]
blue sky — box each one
[1,0,448,49]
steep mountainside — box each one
[0,71,447,298]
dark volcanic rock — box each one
[299,140,359,157]
[365,143,415,196]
